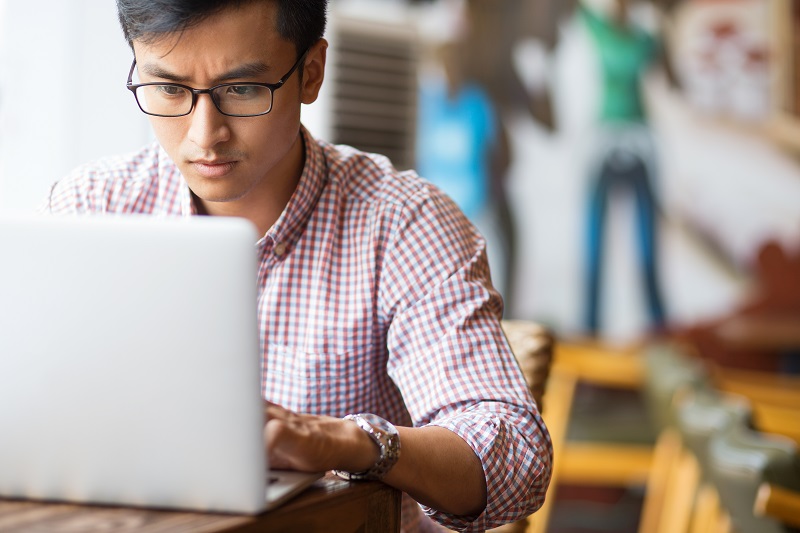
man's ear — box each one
[301,38,327,105]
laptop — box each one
[0,214,321,514]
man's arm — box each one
[265,403,486,516]
[267,181,551,530]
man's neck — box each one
[194,132,306,238]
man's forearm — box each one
[264,403,487,517]
[383,426,487,517]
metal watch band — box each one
[334,413,401,481]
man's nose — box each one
[187,93,231,149]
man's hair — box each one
[116,0,328,56]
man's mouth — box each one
[190,159,238,179]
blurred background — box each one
[2,0,798,342]
[1,1,799,532]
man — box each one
[42,1,551,531]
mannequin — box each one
[416,38,514,302]
[579,0,667,335]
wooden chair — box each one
[497,339,697,533]
[492,330,800,533]
[492,339,669,533]
[485,320,556,533]
[647,431,734,533]
[500,320,555,413]
[690,481,732,533]
[638,427,688,533]
[706,413,798,533]
[702,360,800,532]
[754,482,800,529]
[645,386,755,533]
[709,364,800,444]
[524,349,576,533]
[646,348,800,533]
[526,337,800,533]
[550,340,654,489]
[543,341,708,491]
[538,341,734,533]
[532,340,736,533]
[499,327,654,533]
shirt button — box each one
[273,242,287,257]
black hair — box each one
[116,0,327,56]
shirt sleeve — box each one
[38,162,111,215]
[38,173,84,214]
[378,183,553,531]
[37,142,172,216]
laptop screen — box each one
[0,215,271,513]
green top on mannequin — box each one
[579,2,658,123]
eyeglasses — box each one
[126,49,309,118]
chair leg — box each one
[638,428,683,533]
[526,370,578,533]
[690,483,721,533]
[656,449,700,533]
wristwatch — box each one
[334,413,401,481]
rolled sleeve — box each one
[426,403,551,531]
[379,185,552,531]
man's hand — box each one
[263,401,378,473]
[263,401,487,517]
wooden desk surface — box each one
[0,475,401,533]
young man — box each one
[42,1,551,531]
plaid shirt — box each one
[42,127,552,532]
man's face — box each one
[131,1,324,208]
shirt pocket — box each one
[263,342,375,416]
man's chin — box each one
[187,181,249,206]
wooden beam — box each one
[558,443,653,487]
[554,343,644,389]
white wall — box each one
[507,12,800,342]
[0,1,353,213]
[0,0,151,212]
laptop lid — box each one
[0,215,273,514]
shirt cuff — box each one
[421,402,552,531]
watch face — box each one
[361,413,397,433]
[334,413,401,481]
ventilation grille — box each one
[328,18,418,170]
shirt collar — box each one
[265,126,327,251]
[167,127,328,249]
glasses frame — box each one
[126,48,309,118]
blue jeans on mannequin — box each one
[584,126,667,335]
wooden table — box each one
[0,475,401,533]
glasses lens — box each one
[135,85,193,116]
[212,85,273,116]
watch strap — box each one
[334,413,401,481]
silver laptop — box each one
[0,214,320,514]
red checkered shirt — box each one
[42,127,552,532]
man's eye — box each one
[155,85,185,97]
[226,85,259,98]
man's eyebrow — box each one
[138,62,273,83]
[138,63,191,82]
[217,62,272,81]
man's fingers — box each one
[263,400,292,421]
